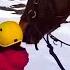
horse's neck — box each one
[54,0,69,15]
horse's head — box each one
[19,0,70,44]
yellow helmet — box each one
[0,21,23,47]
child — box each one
[0,21,29,70]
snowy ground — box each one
[0,0,28,23]
[1,0,70,70]
[0,0,28,7]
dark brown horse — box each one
[19,0,70,69]
[19,0,70,44]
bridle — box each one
[26,0,70,70]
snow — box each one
[0,10,21,23]
[0,0,28,7]
[1,0,70,70]
[0,0,28,23]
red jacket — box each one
[0,47,29,70]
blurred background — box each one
[0,0,28,23]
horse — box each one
[19,0,70,69]
[19,0,70,44]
